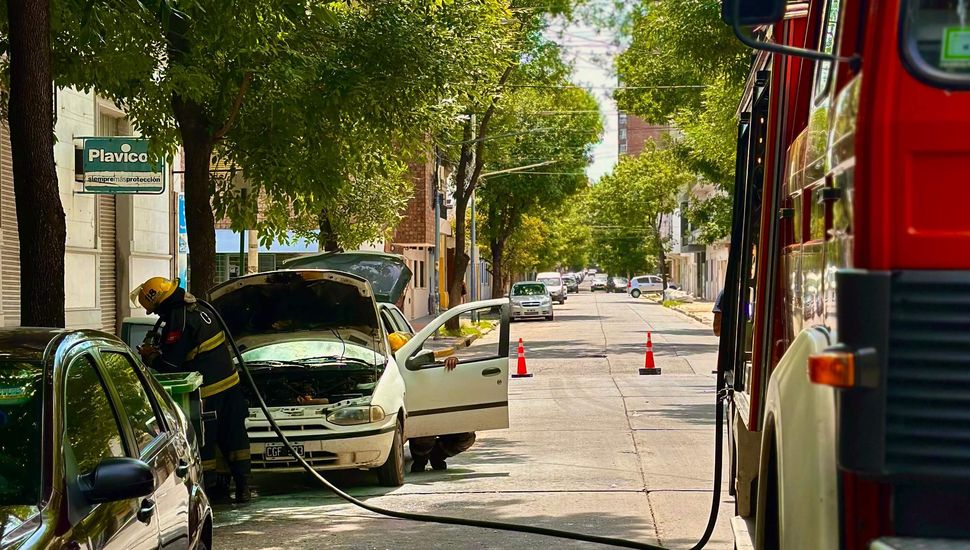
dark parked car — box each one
[0,329,211,550]
[607,277,629,293]
[562,276,580,294]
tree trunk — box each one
[7,0,66,327]
[172,95,218,297]
[490,238,505,299]
[318,210,340,251]
[448,192,470,308]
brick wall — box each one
[391,154,435,246]
[619,113,673,157]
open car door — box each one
[395,299,510,439]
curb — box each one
[645,295,712,326]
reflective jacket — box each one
[148,301,239,398]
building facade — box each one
[0,87,178,332]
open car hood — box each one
[281,251,412,304]
[208,270,383,353]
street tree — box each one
[588,147,692,288]
[441,0,582,311]
[614,0,747,242]
[477,46,602,297]
[2,0,66,326]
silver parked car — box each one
[509,282,554,321]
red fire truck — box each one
[720,0,970,547]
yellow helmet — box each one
[130,277,180,313]
[387,332,412,353]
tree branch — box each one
[212,71,253,141]
[469,63,516,191]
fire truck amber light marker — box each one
[808,352,855,388]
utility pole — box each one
[431,146,441,315]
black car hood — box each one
[208,270,381,349]
[281,251,412,304]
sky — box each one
[547,7,627,181]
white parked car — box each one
[535,271,567,304]
[629,275,665,298]
[208,269,511,487]
[509,281,554,321]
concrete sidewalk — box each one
[645,294,717,328]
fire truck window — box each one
[791,193,803,243]
[904,0,970,82]
[814,0,843,101]
[809,187,828,241]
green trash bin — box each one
[154,372,205,446]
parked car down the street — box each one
[0,328,211,550]
[536,272,567,304]
[629,275,664,298]
[207,269,512,487]
[607,277,629,293]
[562,276,580,294]
[509,282,554,321]
[590,275,608,292]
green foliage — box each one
[687,192,733,244]
[476,35,602,283]
[588,147,692,275]
[534,197,592,271]
[615,0,747,240]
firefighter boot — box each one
[205,474,232,503]
[234,476,252,503]
[429,447,447,471]
[410,457,428,473]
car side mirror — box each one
[79,457,155,504]
[405,349,436,371]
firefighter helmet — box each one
[131,277,180,313]
[387,332,411,353]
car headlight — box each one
[327,405,386,426]
[540,297,551,305]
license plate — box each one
[525,310,540,315]
[264,443,304,461]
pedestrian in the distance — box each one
[712,290,724,337]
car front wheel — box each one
[376,420,405,487]
[631,289,641,298]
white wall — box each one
[56,88,102,327]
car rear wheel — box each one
[631,289,641,298]
[376,420,405,487]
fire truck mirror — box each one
[720,0,786,26]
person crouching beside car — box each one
[386,333,477,473]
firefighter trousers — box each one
[200,384,251,486]
[409,432,476,462]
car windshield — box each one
[563,278,576,284]
[538,278,560,286]
[512,284,548,296]
[0,362,43,506]
[242,340,385,367]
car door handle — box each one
[176,459,190,478]
[481,367,502,377]
[137,498,156,523]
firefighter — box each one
[131,277,252,503]
[387,332,474,473]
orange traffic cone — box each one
[639,332,662,375]
[512,337,533,378]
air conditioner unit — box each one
[443,198,456,209]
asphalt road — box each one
[213,287,734,549]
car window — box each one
[425,305,504,367]
[380,309,397,335]
[903,0,970,86]
[99,351,163,455]
[63,355,127,474]
[389,308,413,335]
[0,361,44,506]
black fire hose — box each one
[199,299,728,550]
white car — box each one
[209,269,511,487]
[629,275,665,298]
[509,281,554,321]
[535,271,567,304]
